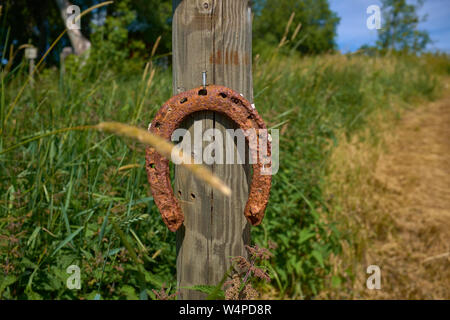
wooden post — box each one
[172,0,253,299]
[24,46,38,86]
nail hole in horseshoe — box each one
[190,193,196,200]
[180,98,188,104]
[178,190,182,197]
[155,122,161,128]
[231,97,241,105]
[219,92,227,98]
[150,163,155,169]
[198,89,208,96]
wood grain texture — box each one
[172,0,253,299]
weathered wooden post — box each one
[172,0,253,299]
[24,46,38,85]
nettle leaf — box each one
[21,257,38,269]
[183,285,225,300]
[85,223,98,238]
[311,250,324,268]
[0,275,18,296]
[298,229,315,245]
[143,271,164,287]
[25,287,43,300]
[120,285,139,300]
[187,284,216,294]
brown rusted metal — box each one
[145,85,272,232]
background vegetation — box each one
[1,0,449,299]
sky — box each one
[329,0,450,53]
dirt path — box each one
[367,89,450,299]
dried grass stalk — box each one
[96,122,231,197]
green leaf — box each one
[98,204,111,245]
[120,285,139,300]
[311,250,324,268]
[185,284,216,295]
[144,271,164,287]
[298,229,315,244]
[183,285,225,300]
[25,287,43,300]
[108,247,124,256]
[331,276,342,288]
[85,291,100,300]
[27,226,41,248]
[21,257,38,269]
[52,226,84,256]
[0,275,18,296]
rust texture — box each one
[209,50,250,66]
[145,85,272,232]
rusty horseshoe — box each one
[145,85,272,232]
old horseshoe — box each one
[145,85,272,232]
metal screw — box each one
[202,71,207,89]
[203,2,209,9]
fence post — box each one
[172,0,253,299]
[24,46,37,86]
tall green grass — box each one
[251,52,446,297]
[1,44,448,299]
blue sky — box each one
[329,0,450,52]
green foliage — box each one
[0,0,172,68]
[377,0,431,53]
[129,0,172,55]
[422,52,450,75]
[186,285,226,300]
[253,0,340,54]
[88,0,146,74]
[0,40,174,299]
[184,264,233,300]
[0,0,63,63]
[250,51,442,298]
[0,13,447,299]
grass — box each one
[251,51,447,298]
[1,34,449,299]
[320,76,450,299]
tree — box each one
[0,0,172,67]
[377,0,431,53]
[0,0,62,59]
[253,0,340,54]
[128,0,172,55]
